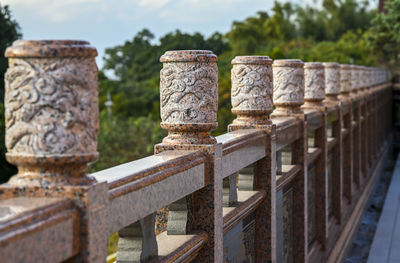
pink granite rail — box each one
[0,41,393,263]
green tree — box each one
[296,0,376,41]
[89,112,166,172]
[93,0,381,174]
[226,2,295,55]
[370,0,400,70]
[92,29,229,172]
[0,4,21,183]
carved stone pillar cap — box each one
[339,64,352,94]
[272,59,304,110]
[323,62,340,68]
[273,59,303,67]
[230,55,273,126]
[350,64,359,91]
[340,64,352,69]
[4,39,99,186]
[5,40,97,58]
[323,62,340,96]
[304,62,325,102]
[159,50,218,145]
[304,62,323,69]
[231,55,272,65]
[160,50,217,63]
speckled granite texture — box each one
[4,40,98,187]
[231,56,273,126]
[159,50,218,145]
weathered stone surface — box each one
[351,65,359,92]
[231,56,273,113]
[272,59,304,116]
[117,213,158,263]
[159,50,218,145]
[4,40,98,186]
[273,59,304,106]
[231,56,273,126]
[304,62,325,102]
[340,64,352,94]
[323,63,340,95]
[5,57,98,155]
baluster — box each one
[229,55,273,192]
[339,64,353,204]
[228,55,277,261]
[3,40,109,262]
[117,214,158,263]
[155,50,222,262]
[303,62,328,249]
[324,63,341,103]
[271,59,307,262]
[359,66,369,179]
[350,65,361,189]
[323,63,342,224]
[303,62,326,109]
[222,173,238,206]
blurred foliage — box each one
[370,0,400,73]
[88,112,166,172]
[1,0,397,178]
[0,4,21,183]
[93,0,382,172]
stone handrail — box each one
[0,40,392,263]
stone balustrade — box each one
[0,40,392,263]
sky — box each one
[1,0,376,68]
[0,0,292,67]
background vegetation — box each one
[1,0,400,181]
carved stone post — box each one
[303,62,328,249]
[158,50,218,146]
[339,64,352,100]
[3,40,108,262]
[230,56,273,126]
[323,62,342,224]
[350,65,359,97]
[303,62,325,108]
[156,50,223,262]
[350,65,361,189]
[228,56,276,262]
[271,59,307,262]
[271,59,305,117]
[4,40,98,187]
[359,66,368,178]
[323,63,340,103]
[360,66,367,92]
[338,64,353,204]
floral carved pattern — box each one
[231,64,273,112]
[160,62,218,124]
[273,67,304,105]
[304,68,325,100]
[5,57,98,155]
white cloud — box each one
[138,0,171,9]
[2,0,276,68]
[1,0,101,4]
[1,0,106,23]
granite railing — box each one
[0,40,392,263]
